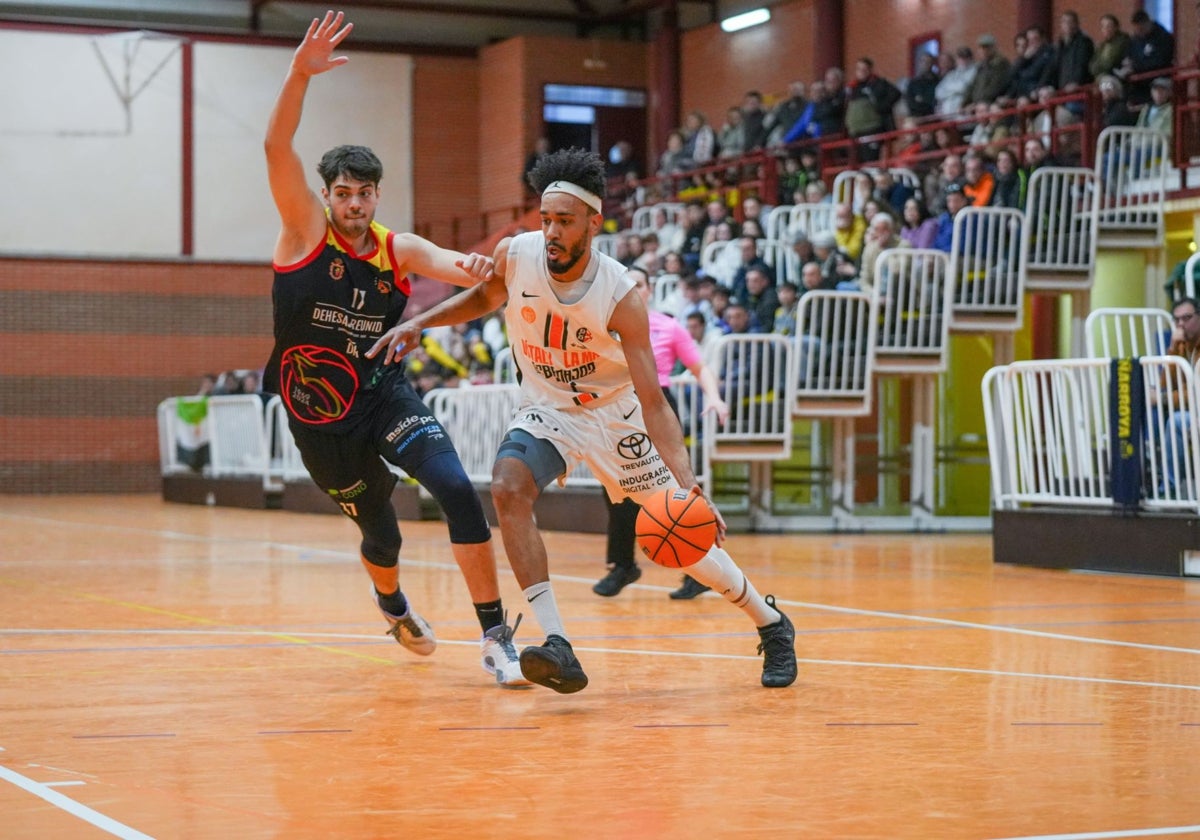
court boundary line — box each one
[2,628,1197,694]
[0,759,154,840]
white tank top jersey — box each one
[503,231,637,409]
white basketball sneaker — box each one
[375,591,437,656]
[481,612,531,687]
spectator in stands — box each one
[892,117,938,169]
[682,111,718,167]
[1027,85,1060,149]
[606,139,638,182]
[740,218,765,240]
[1005,26,1055,105]
[741,90,769,151]
[265,13,529,686]
[592,266,730,599]
[723,297,756,334]
[620,231,644,267]
[862,197,896,229]
[857,212,900,297]
[933,182,969,252]
[925,153,965,215]
[804,179,831,204]
[718,106,747,160]
[845,57,901,161]
[961,153,996,206]
[812,230,858,289]
[730,235,775,300]
[968,34,1013,106]
[849,170,876,215]
[710,286,733,332]
[765,81,809,147]
[633,231,662,275]
[899,196,938,248]
[772,282,800,336]
[679,201,709,271]
[685,310,723,366]
[815,69,847,137]
[971,101,1014,160]
[1089,14,1132,80]
[1022,135,1058,176]
[658,129,693,178]
[1134,78,1175,167]
[990,148,1026,209]
[935,46,977,116]
[832,202,867,263]
[241,369,262,395]
[790,229,815,268]
[1098,74,1137,129]
[874,169,914,213]
[654,205,686,254]
[742,195,767,231]
[1123,10,1176,104]
[798,260,827,294]
[1050,11,1095,94]
[1159,296,1200,493]
[213,369,246,395]
[905,52,940,118]
[743,267,780,332]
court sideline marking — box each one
[0,755,153,840]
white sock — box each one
[523,581,567,640]
[687,547,781,628]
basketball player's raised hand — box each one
[291,11,354,78]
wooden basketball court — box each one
[2,495,1199,839]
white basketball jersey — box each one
[503,231,636,409]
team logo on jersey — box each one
[521,306,537,323]
[575,327,593,343]
[616,432,652,460]
[376,279,392,295]
[329,258,346,281]
[279,344,359,425]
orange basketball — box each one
[635,488,718,568]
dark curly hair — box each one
[526,147,607,199]
[317,145,383,189]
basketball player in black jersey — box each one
[263,10,527,686]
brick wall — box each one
[0,257,273,492]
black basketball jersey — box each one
[263,220,412,432]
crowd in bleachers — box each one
[578,9,1191,361]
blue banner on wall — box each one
[1109,358,1144,507]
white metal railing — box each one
[948,205,1027,332]
[1083,307,1172,359]
[872,248,953,375]
[983,356,1200,513]
[1023,166,1097,291]
[708,332,793,461]
[1093,125,1167,248]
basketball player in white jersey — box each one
[367,148,796,693]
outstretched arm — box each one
[264,11,354,265]
[366,238,513,365]
[391,232,495,289]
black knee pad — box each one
[357,502,402,568]
[412,452,492,544]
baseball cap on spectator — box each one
[944,182,965,197]
[1151,77,1172,91]
[977,34,997,47]
[726,296,747,309]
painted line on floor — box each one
[990,824,1200,839]
[1,628,1197,694]
[0,759,154,840]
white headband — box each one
[543,180,603,214]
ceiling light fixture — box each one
[720,8,771,33]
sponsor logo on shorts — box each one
[617,432,651,460]
[332,480,368,500]
[386,414,438,443]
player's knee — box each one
[358,505,401,567]
[490,464,536,516]
[414,454,491,544]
